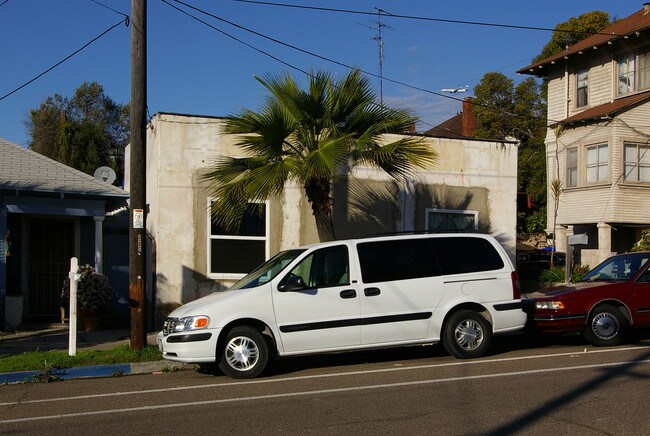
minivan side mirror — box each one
[277,275,306,292]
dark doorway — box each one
[26,218,75,321]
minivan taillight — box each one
[511,271,521,299]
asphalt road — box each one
[2,333,650,435]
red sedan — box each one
[527,251,650,346]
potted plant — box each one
[61,264,114,331]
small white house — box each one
[125,112,518,321]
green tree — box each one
[203,69,437,242]
[533,11,612,62]
[473,73,547,232]
[27,82,129,184]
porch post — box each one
[94,216,105,274]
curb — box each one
[0,361,197,385]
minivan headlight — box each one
[173,316,210,333]
[535,301,565,310]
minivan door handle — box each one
[364,287,381,297]
[340,289,357,299]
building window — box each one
[208,200,269,277]
[618,47,650,96]
[576,68,588,107]
[586,144,609,183]
[624,143,650,182]
[566,148,578,187]
[425,208,478,233]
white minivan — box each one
[158,233,527,378]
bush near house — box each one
[539,264,591,284]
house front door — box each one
[26,218,75,321]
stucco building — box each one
[125,112,518,320]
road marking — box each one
[2,358,650,424]
[0,359,650,424]
[1,344,648,407]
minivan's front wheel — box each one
[218,326,270,379]
[443,310,492,359]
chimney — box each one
[461,97,477,137]
[407,123,416,134]
[645,3,650,14]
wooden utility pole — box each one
[129,0,147,349]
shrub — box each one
[632,228,650,252]
[540,264,591,283]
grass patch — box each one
[0,344,162,373]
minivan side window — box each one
[429,237,504,275]
[282,245,349,288]
[357,239,441,283]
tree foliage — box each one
[472,73,547,232]
[203,69,437,242]
[533,11,612,62]
[27,82,129,184]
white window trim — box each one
[207,198,270,280]
[566,147,578,188]
[425,208,479,232]
[624,142,650,183]
[586,144,609,184]
[576,68,588,108]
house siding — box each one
[541,30,650,260]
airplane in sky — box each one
[440,85,469,93]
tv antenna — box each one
[361,8,393,106]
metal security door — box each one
[27,219,75,319]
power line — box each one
[167,0,467,106]
[89,0,129,18]
[0,18,129,102]
[160,0,309,75]
[232,0,621,37]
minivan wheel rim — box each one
[592,312,619,340]
[454,319,484,350]
[225,336,259,371]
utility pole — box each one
[129,0,147,349]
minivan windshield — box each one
[230,249,306,290]
[582,253,650,282]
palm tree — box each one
[203,69,437,242]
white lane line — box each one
[2,358,650,424]
[1,344,648,407]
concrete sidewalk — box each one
[0,324,193,384]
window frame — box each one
[207,198,270,280]
[425,208,479,233]
[566,147,578,187]
[586,144,609,184]
[623,142,650,183]
[617,47,650,96]
[576,68,588,108]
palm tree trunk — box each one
[305,177,336,242]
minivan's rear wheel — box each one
[583,304,628,347]
[218,326,270,379]
[443,310,492,359]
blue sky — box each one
[0,0,640,147]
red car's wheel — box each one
[583,304,628,347]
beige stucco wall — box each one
[131,113,517,310]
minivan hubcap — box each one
[225,336,259,371]
[455,320,484,350]
[592,312,619,339]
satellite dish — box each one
[94,166,117,184]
